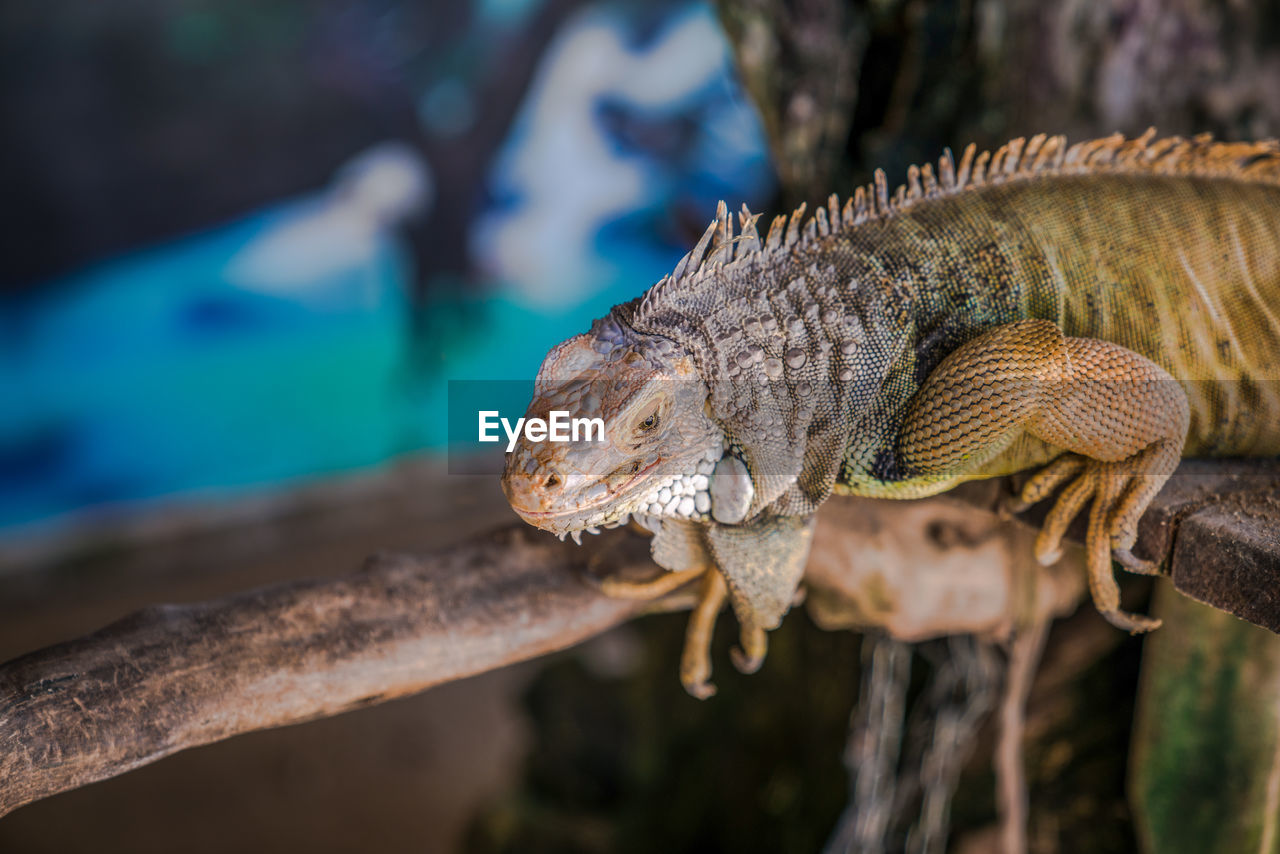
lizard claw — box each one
[1101,608,1163,634]
[999,494,1030,519]
[1033,536,1063,566]
[730,646,763,675]
[729,620,767,675]
[681,675,718,700]
[1112,548,1162,577]
[680,632,718,698]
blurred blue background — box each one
[0,0,774,536]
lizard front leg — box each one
[898,319,1189,633]
[603,559,731,700]
[609,518,775,697]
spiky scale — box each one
[1023,133,1047,168]
[852,187,867,223]
[874,169,889,214]
[765,215,786,249]
[972,149,991,184]
[920,162,938,196]
[989,145,1007,178]
[956,142,976,189]
[907,164,923,201]
[938,149,956,190]
[675,217,717,281]
[708,200,732,266]
[784,202,806,248]
[738,204,757,233]
[1032,135,1061,171]
[1009,137,1027,173]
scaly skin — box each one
[503,130,1280,697]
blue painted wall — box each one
[0,1,773,534]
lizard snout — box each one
[502,467,565,517]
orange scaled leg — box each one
[900,319,1189,633]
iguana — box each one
[501,130,1280,697]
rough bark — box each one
[1,459,1274,818]
[717,0,1280,208]
[0,526,650,817]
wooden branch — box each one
[0,526,652,818]
[0,459,1275,818]
[1,494,1057,820]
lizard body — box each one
[502,131,1280,696]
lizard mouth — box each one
[507,440,724,543]
[509,458,662,526]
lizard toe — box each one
[1101,608,1163,634]
[729,621,768,675]
[679,568,727,700]
[681,674,718,700]
[595,565,705,600]
[1018,454,1087,508]
[1112,547,1162,577]
[730,647,764,675]
[1034,469,1096,564]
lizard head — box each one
[502,314,726,541]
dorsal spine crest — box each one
[651,130,1280,294]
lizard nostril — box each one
[606,460,642,483]
[543,473,561,490]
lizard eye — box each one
[638,411,660,432]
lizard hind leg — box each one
[1021,337,1189,633]
[899,320,1189,635]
